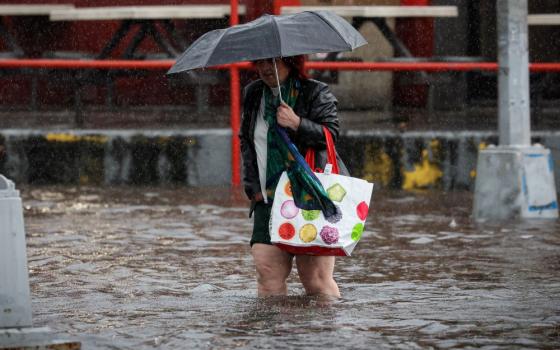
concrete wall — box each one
[0,129,231,187]
[1,128,559,193]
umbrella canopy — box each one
[167,10,367,74]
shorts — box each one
[250,201,272,247]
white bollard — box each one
[0,174,32,328]
[473,145,559,220]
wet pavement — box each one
[21,186,560,349]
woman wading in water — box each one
[239,55,349,298]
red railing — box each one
[3,59,560,72]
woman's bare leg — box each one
[296,255,340,298]
[251,243,293,296]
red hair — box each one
[282,55,308,80]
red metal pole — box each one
[230,0,241,186]
[2,59,560,72]
[273,0,301,15]
[304,61,500,71]
[0,59,176,69]
[273,0,280,15]
[0,59,253,70]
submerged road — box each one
[22,186,560,349]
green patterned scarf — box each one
[263,76,336,217]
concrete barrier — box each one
[0,175,32,328]
[0,129,231,187]
[0,174,81,348]
[0,129,559,193]
[473,145,558,220]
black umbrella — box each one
[167,10,367,78]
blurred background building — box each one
[0,0,558,125]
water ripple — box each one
[19,186,560,349]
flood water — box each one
[22,186,560,349]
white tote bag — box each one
[269,128,374,256]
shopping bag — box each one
[270,128,374,256]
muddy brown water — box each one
[20,186,560,349]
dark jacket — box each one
[239,78,349,201]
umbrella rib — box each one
[307,11,353,52]
[271,16,283,58]
[204,28,231,69]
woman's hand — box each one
[277,102,301,131]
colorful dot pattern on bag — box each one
[351,223,364,241]
[327,183,346,202]
[279,222,296,240]
[284,182,292,197]
[299,224,317,243]
[302,209,321,221]
[320,226,339,245]
[273,175,373,252]
[357,201,369,221]
[281,200,299,219]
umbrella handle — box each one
[273,58,284,104]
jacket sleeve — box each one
[239,87,261,200]
[294,82,340,150]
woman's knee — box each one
[254,261,292,295]
[296,256,339,295]
[251,244,293,294]
[255,262,287,285]
[257,276,287,294]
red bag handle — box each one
[305,126,339,174]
